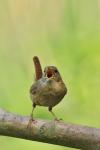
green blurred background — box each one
[0,0,100,150]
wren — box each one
[29,56,67,120]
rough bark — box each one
[0,108,100,150]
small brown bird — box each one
[29,56,67,120]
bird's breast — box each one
[30,78,67,107]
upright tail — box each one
[33,56,43,80]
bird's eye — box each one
[55,70,58,73]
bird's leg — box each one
[27,103,36,128]
[48,107,59,120]
[30,103,36,120]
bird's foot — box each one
[54,118,63,122]
[27,117,37,128]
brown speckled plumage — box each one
[29,57,67,120]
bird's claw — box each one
[27,118,37,128]
[54,118,63,122]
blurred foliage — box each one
[0,0,100,150]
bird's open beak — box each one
[46,69,54,78]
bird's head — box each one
[44,66,62,82]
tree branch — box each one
[0,108,100,150]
